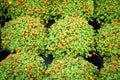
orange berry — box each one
[36,73,39,77]
[67,75,71,78]
[62,78,66,80]
[8,67,13,72]
[93,52,96,55]
[45,70,49,76]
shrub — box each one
[94,0,120,23]
[44,16,95,57]
[1,16,47,53]
[96,23,120,57]
[0,0,4,17]
[0,52,98,80]
[57,0,94,18]
[4,0,59,21]
[95,57,120,80]
[0,52,45,80]
[1,0,120,79]
[0,0,7,27]
[4,0,94,22]
[46,55,97,80]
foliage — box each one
[96,23,120,57]
[1,16,47,53]
[4,0,94,22]
[0,0,7,27]
[47,55,97,80]
[2,0,120,23]
[0,52,119,80]
[0,52,97,80]
[44,16,95,57]
[57,0,94,18]
[0,0,5,17]
[94,0,120,23]
[0,0,120,80]
[0,52,45,80]
[94,56,120,80]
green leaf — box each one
[87,0,94,15]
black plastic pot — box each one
[0,49,10,61]
[39,54,54,68]
[84,51,104,71]
[45,19,55,29]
